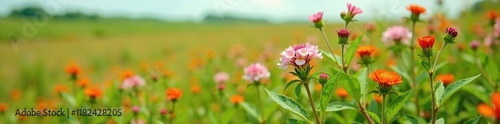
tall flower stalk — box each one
[243,63,271,124]
[407,4,426,115]
[369,70,403,124]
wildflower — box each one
[214,72,229,84]
[418,35,435,57]
[382,26,412,45]
[0,102,7,113]
[230,95,245,105]
[84,87,103,99]
[365,23,376,33]
[336,88,349,98]
[77,77,90,88]
[444,27,458,44]
[309,11,324,29]
[10,89,21,101]
[494,18,500,38]
[373,95,382,103]
[407,4,426,22]
[160,109,167,116]
[356,46,377,65]
[121,75,146,89]
[337,29,351,45]
[470,40,480,51]
[436,74,454,86]
[369,70,403,94]
[341,3,362,22]
[54,84,69,94]
[318,73,329,85]
[243,63,270,83]
[65,63,81,81]
[477,92,500,120]
[132,106,140,113]
[166,88,182,102]
[121,70,134,81]
[130,119,145,124]
[190,84,201,94]
[487,10,499,26]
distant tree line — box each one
[9,6,100,20]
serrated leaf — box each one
[295,83,302,97]
[325,102,357,112]
[345,31,365,68]
[61,92,76,107]
[240,102,262,122]
[285,80,301,92]
[421,60,431,71]
[367,111,381,124]
[464,115,481,124]
[265,88,311,123]
[355,67,368,104]
[439,74,481,105]
[329,67,361,101]
[320,73,339,113]
[434,81,444,106]
[320,49,342,67]
[386,88,414,122]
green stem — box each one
[319,28,341,68]
[381,94,387,124]
[304,83,321,124]
[427,57,436,124]
[409,21,419,116]
[341,45,347,73]
[431,43,447,71]
[255,85,266,124]
[170,102,176,124]
[218,92,223,124]
[356,101,375,124]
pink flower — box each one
[308,11,323,23]
[213,72,229,84]
[278,43,323,69]
[121,75,146,89]
[243,63,270,82]
[346,3,362,16]
[470,40,480,50]
[130,119,145,124]
[132,106,140,113]
[382,26,412,44]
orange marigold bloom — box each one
[487,10,499,20]
[418,35,435,49]
[230,95,245,105]
[190,84,201,94]
[369,70,403,86]
[356,46,376,57]
[436,74,454,86]
[407,4,426,15]
[336,88,349,98]
[166,88,183,101]
[77,77,90,88]
[84,87,103,98]
[121,70,134,81]
[373,95,382,103]
[65,63,81,76]
[477,92,500,120]
[0,102,7,112]
[54,84,69,94]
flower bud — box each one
[470,40,480,51]
[132,106,140,113]
[444,27,458,44]
[318,73,329,85]
[337,28,350,45]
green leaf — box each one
[386,88,414,122]
[61,92,76,107]
[329,67,361,101]
[285,80,301,92]
[439,74,481,105]
[462,84,489,103]
[421,60,431,71]
[403,113,423,124]
[320,49,342,67]
[367,111,381,124]
[295,84,302,97]
[240,102,262,122]
[434,81,444,106]
[320,73,339,113]
[325,102,357,112]
[345,31,365,68]
[355,67,368,104]
[484,56,499,81]
[464,115,481,124]
[265,88,311,123]
[436,118,445,124]
[390,66,411,83]
[288,118,308,124]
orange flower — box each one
[487,10,499,20]
[418,35,435,49]
[230,95,245,105]
[65,63,81,76]
[407,4,426,15]
[0,102,7,112]
[166,88,182,101]
[190,84,201,94]
[77,77,90,88]
[10,89,21,101]
[369,70,402,86]
[436,74,454,86]
[336,88,349,98]
[373,95,382,103]
[477,92,500,120]
[54,84,69,94]
[84,87,103,98]
[121,70,134,81]
[356,46,376,57]
[314,84,322,92]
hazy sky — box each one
[0,0,479,22]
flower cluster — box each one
[121,75,146,89]
[277,43,323,70]
[243,63,270,83]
